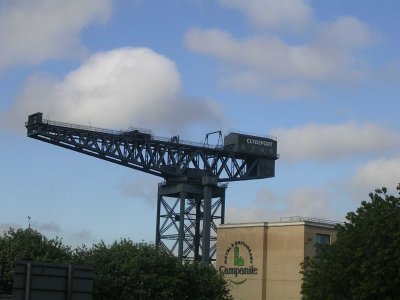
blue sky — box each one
[1,0,399,247]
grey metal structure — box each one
[12,261,93,300]
[25,112,278,263]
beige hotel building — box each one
[216,217,338,300]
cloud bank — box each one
[3,47,223,132]
[272,122,400,162]
[185,0,375,98]
[120,175,159,206]
[0,0,111,69]
[219,0,312,32]
[226,187,337,223]
[352,158,400,195]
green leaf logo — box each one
[233,246,244,266]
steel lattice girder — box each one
[26,120,275,182]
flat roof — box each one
[218,220,339,230]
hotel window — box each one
[315,234,330,257]
[316,233,331,246]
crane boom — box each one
[26,113,277,183]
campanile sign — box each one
[216,224,266,300]
[219,241,258,285]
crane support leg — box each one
[155,180,226,263]
[178,191,185,260]
[202,184,212,264]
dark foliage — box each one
[301,185,400,299]
[0,228,72,294]
[0,230,232,299]
[72,239,232,300]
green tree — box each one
[301,185,400,299]
[180,261,233,300]
[73,239,232,300]
[0,227,72,294]
[0,229,232,299]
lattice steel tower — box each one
[25,112,278,264]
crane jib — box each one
[26,112,278,182]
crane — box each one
[25,112,278,263]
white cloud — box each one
[35,221,61,233]
[186,28,344,80]
[0,0,111,69]
[272,122,400,162]
[120,175,159,206]
[185,4,375,98]
[352,158,400,195]
[3,47,223,131]
[219,0,312,32]
[71,230,97,245]
[315,16,372,50]
[226,187,338,223]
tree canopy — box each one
[0,228,72,294]
[73,239,232,300]
[0,229,232,299]
[301,185,400,299]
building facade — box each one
[216,218,337,300]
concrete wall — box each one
[217,221,337,300]
[265,224,305,300]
